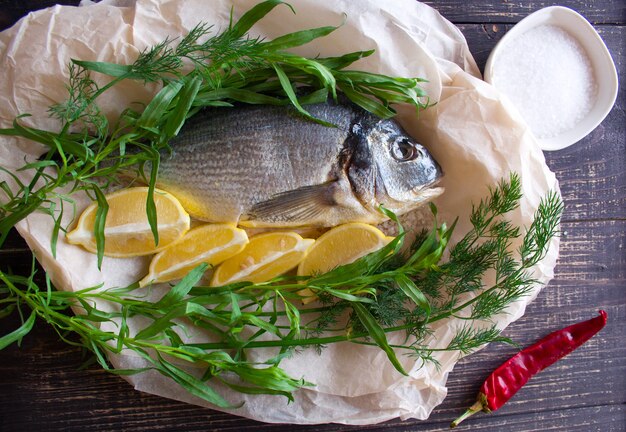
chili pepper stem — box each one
[450,400,485,428]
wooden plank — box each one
[424,1,626,25]
[418,405,626,432]
[0,3,624,432]
[0,1,80,32]
[556,221,625,281]
[2,1,624,30]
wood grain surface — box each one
[0,1,624,431]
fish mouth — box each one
[410,179,445,202]
[413,171,442,190]
[381,181,444,217]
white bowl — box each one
[484,6,618,151]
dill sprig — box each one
[1,174,563,404]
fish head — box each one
[367,120,444,214]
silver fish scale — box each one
[155,103,356,223]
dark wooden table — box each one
[0,1,624,431]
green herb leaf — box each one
[163,75,202,139]
[0,311,36,349]
[395,274,430,316]
[229,0,292,38]
[155,354,238,408]
[138,80,185,130]
[352,302,408,376]
[71,59,133,78]
[272,63,333,126]
[92,186,109,269]
[260,24,339,51]
[154,264,208,309]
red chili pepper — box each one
[450,310,607,428]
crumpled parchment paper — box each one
[0,0,559,425]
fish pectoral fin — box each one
[242,182,339,226]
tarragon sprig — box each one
[1,174,563,404]
[0,0,428,267]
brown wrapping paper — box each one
[0,0,559,424]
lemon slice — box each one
[297,223,393,276]
[211,232,315,286]
[66,187,190,257]
[139,224,249,287]
[296,223,393,303]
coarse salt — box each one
[491,24,597,139]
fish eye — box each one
[390,138,422,161]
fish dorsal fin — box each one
[241,182,339,226]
